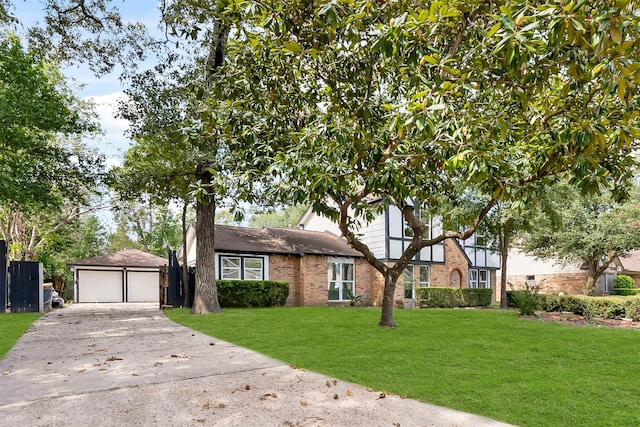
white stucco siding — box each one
[299,212,341,235]
[507,249,583,275]
[360,213,387,259]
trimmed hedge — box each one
[417,287,492,308]
[611,275,639,296]
[507,292,640,320]
[217,280,289,308]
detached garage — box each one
[69,249,166,303]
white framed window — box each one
[328,258,354,301]
[220,256,264,280]
[221,257,241,279]
[404,265,415,298]
[469,269,490,289]
[419,265,430,287]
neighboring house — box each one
[181,224,378,306]
[68,249,166,303]
[297,202,501,304]
[503,248,640,295]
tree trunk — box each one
[181,201,191,308]
[585,258,599,295]
[379,271,400,328]
[191,166,222,314]
[499,218,514,309]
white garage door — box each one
[78,270,123,303]
[126,271,158,302]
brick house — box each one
[181,224,377,306]
[505,249,640,295]
[297,202,501,304]
[182,201,500,307]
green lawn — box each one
[165,307,640,427]
[0,312,41,360]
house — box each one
[183,200,500,307]
[68,249,166,303]
[181,224,377,306]
[297,202,501,303]
[505,249,617,295]
[505,249,640,295]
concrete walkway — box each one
[0,304,515,426]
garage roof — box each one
[69,249,167,268]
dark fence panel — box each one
[167,250,183,307]
[9,261,41,313]
[0,241,6,313]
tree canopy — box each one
[0,32,103,210]
[518,182,640,293]
[212,0,640,326]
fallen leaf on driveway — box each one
[346,390,353,396]
[378,392,386,399]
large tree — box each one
[518,182,640,294]
[0,31,106,263]
[214,1,640,326]
[13,0,243,314]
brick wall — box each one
[268,240,498,307]
[268,254,301,305]
[507,273,589,295]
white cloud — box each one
[85,92,132,158]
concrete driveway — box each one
[0,303,515,426]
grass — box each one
[165,306,640,427]
[0,312,41,360]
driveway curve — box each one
[0,303,515,426]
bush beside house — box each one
[611,275,639,296]
[506,290,640,321]
[417,287,492,308]
[217,280,289,308]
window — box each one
[602,274,615,293]
[328,259,354,301]
[469,269,490,289]
[419,265,430,287]
[221,257,241,279]
[220,256,264,280]
[404,265,415,298]
[404,206,431,239]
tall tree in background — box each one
[13,0,247,313]
[110,199,183,256]
[0,32,106,262]
[518,182,640,294]
[216,1,640,326]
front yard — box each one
[0,313,41,359]
[165,306,640,427]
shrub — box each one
[217,280,289,308]
[510,288,540,316]
[611,275,638,296]
[417,287,492,308]
[583,298,626,319]
[625,297,640,321]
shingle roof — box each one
[619,250,640,273]
[214,225,297,255]
[69,249,167,268]
[214,224,361,257]
[265,227,362,257]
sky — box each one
[12,1,164,167]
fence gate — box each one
[0,241,6,313]
[9,261,42,313]
[159,250,184,307]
